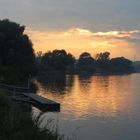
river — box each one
[33,73,140,140]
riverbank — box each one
[0,90,62,140]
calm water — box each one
[33,73,140,140]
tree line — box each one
[0,19,135,83]
[37,50,134,74]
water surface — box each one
[33,73,140,140]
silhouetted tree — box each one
[41,49,75,72]
[0,19,36,83]
[109,57,134,73]
[95,52,110,61]
[79,52,91,59]
[95,52,110,69]
[77,52,95,72]
[36,51,43,66]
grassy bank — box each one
[0,91,62,140]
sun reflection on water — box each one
[36,74,135,120]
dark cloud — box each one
[0,0,140,59]
[0,0,140,31]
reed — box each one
[0,91,63,140]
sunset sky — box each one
[0,0,140,60]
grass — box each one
[0,91,63,140]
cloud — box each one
[0,0,140,31]
[25,27,140,60]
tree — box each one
[110,57,134,73]
[77,52,95,72]
[95,52,110,69]
[79,52,91,59]
[95,52,110,61]
[36,51,43,65]
[41,50,75,72]
[0,19,36,83]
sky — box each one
[0,0,140,60]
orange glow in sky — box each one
[26,28,140,60]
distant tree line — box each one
[77,51,134,74]
[36,50,75,72]
[37,50,135,74]
[0,19,135,84]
